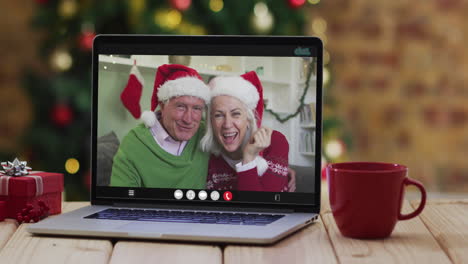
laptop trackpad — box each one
[119,222,189,235]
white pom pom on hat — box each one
[140,110,156,128]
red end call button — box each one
[223,191,232,201]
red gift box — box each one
[0,201,5,221]
[0,172,63,218]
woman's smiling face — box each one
[211,95,249,155]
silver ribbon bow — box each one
[1,158,43,197]
[1,158,32,177]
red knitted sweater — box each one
[206,130,289,192]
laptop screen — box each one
[92,36,322,209]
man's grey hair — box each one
[159,96,208,117]
[200,100,258,156]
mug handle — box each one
[398,177,427,220]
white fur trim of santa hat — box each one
[209,76,259,109]
[141,110,157,128]
[141,76,210,128]
[157,76,210,103]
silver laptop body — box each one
[28,35,323,244]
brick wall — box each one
[308,0,468,192]
[0,0,38,152]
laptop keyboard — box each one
[85,208,285,226]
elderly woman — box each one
[200,71,289,192]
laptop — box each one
[28,35,323,244]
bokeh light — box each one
[154,9,182,30]
[50,49,73,72]
[209,0,224,12]
[325,139,344,159]
[312,17,327,35]
[65,158,80,174]
[323,66,330,86]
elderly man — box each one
[111,64,211,188]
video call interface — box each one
[95,51,319,205]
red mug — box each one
[327,162,426,239]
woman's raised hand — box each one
[242,127,273,164]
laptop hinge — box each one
[112,203,295,214]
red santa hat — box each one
[208,71,264,127]
[120,64,210,127]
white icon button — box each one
[198,190,208,200]
[174,189,183,200]
[274,194,281,201]
[186,190,196,200]
[210,191,220,201]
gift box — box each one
[0,201,5,221]
[0,172,63,219]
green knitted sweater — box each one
[110,123,209,188]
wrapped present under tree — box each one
[0,158,63,219]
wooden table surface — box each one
[0,186,467,264]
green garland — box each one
[264,61,315,123]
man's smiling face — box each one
[160,96,205,141]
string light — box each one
[58,0,77,18]
[254,2,268,16]
[209,0,224,12]
[323,66,330,86]
[265,61,314,123]
[325,139,344,159]
[50,49,73,72]
[171,0,192,11]
[312,17,327,35]
[65,158,80,174]
[154,9,182,30]
[252,2,274,34]
[167,9,182,29]
[324,50,330,65]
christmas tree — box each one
[5,0,346,200]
